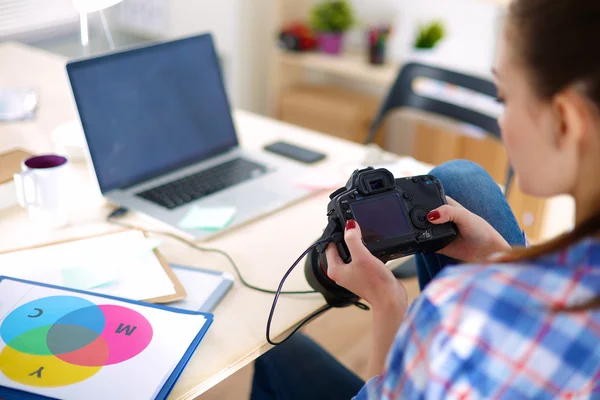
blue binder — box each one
[0,276,214,400]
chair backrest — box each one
[366,62,514,195]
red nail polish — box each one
[427,211,441,221]
[346,219,356,230]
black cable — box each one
[266,238,332,345]
[106,208,317,295]
[267,304,332,346]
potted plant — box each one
[310,0,355,55]
[410,20,446,64]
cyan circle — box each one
[0,296,96,347]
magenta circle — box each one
[98,305,153,365]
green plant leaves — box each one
[414,21,446,49]
[310,0,355,33]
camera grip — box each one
[321,230,351,265]
[336,238,351,264]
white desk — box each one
[0,42,389,399]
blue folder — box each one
[0,276,214,400]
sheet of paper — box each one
[178,206,237,231]
[0,278,208,400]
[0,231,175,301]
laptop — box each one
[66,34,312,239]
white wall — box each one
[0,0,79,38]
[236,0,275,115]
[347,0,400,26]
[389,0,504,77]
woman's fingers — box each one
[326,220,374,282]
[325,243,344,281]
[427,204,470,225]
[343,220,372,264]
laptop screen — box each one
[67,34,238,193]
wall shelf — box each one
[277,50,399,87]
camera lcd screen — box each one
[350,193,411,244]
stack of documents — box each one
[0,230,176,301]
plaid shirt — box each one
[355,239,600,399]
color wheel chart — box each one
[0,295,153,388]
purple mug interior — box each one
[24,155,68,169]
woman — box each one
[252,0,600,398]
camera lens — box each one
[369,179,384,190]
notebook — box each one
[169,264,234,312]
[0,276,212,400]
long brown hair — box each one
[501,0,600,310]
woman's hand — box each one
[427,196,512,262]
[326,219,409,377]
[325,220,408,311]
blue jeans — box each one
[416,160,526,289]
[251,160,527,400]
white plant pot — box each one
[406,48,441,65]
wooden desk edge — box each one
[177,328,298,400]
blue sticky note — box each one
[178,206,237,231]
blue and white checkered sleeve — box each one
[354,293,446,399]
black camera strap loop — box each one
[266,237,371,346]
[266,238,330,346]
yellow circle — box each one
[0,345,101,387]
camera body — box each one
[305,167,457,307]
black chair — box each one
[368,63,514,279]
[366,62,514,194]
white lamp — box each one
[72,0,124,55]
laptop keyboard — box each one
[137,157,268,210]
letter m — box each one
[115,323,137,336]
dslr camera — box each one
[305,167,457,307]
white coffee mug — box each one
[13,154,71,228]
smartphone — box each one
[264,141,327,164]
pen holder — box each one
[367,26,390,65]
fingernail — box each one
[427,211,441,221]
[346,219,357,230]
